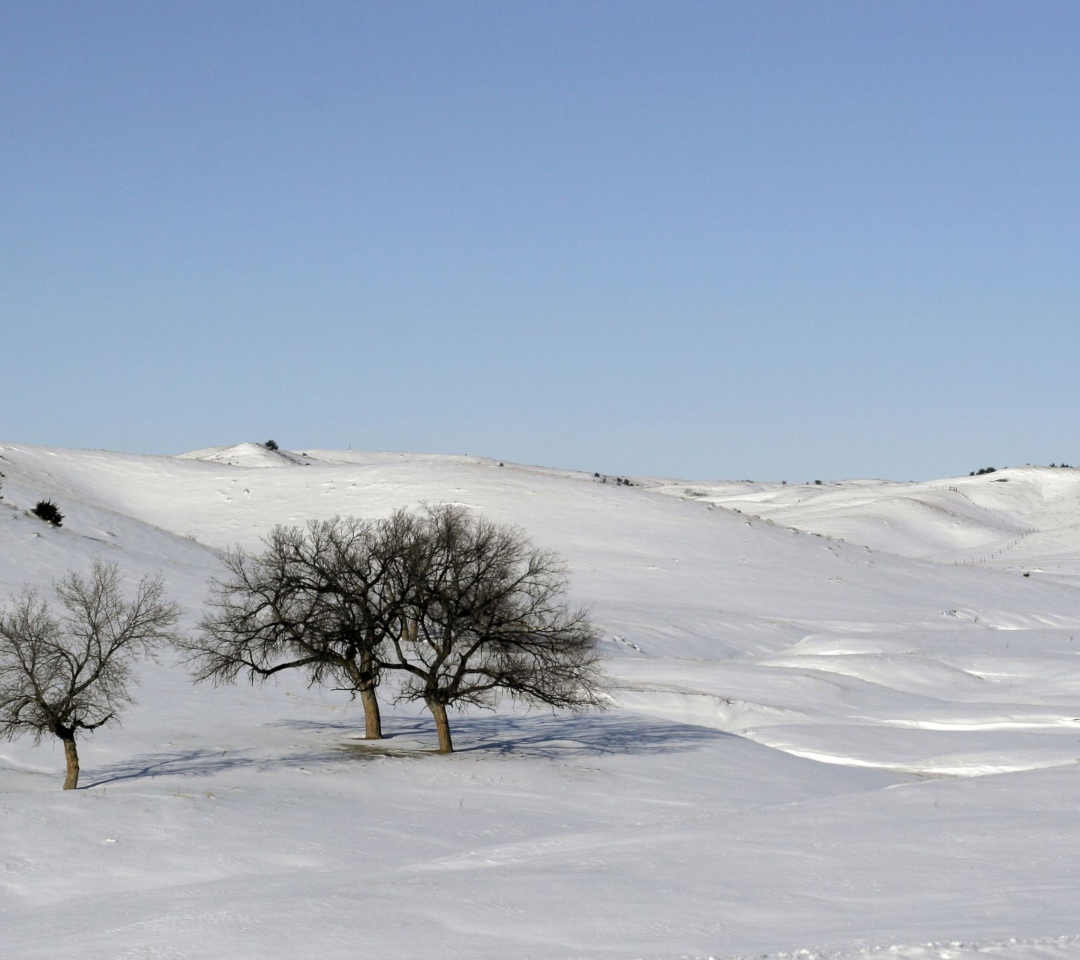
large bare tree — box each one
[185,507,607,753]
[185,513,422,739]
[0,562,181,789]
[387,505,607,753]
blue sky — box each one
[2,1,1078,480]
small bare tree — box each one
[388,505,607,753]
[0,562,181,789]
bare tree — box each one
[184,507,607,754]
[184,514,422,739]
[387,505,607,753]
[0,562,181,789]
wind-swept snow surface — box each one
[1,443,1078,959]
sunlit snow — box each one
[1,443,1078,959]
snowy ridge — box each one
[652,468,1080,578]
[178,442,312,468]
[1,441,1079,959]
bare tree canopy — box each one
[0,562,181,789]
[183,506,607,754]
[389,504,607,752]
[184,514,424,739]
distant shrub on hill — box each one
[264,440,279,451]
[970,467,997,476]
[31,500,64,527]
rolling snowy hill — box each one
[1,442,1078,960]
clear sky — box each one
[2,1,1078,481]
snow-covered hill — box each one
[651,468,1080,580]
[1,442,1078,960]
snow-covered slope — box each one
[651,468,1080,580]
[1,442,1078,960]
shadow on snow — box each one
[83,711,728,788]
[301,711,731,759]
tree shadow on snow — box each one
[83,713,729,787]
[82,745,339,788]
[287,711,732,760]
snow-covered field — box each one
[1,442,1078,960]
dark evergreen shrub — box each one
[264,440,279,451]
[32,500,64,527]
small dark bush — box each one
[31,500,64,527]
[264,440,279,451]
[814,480,822,485]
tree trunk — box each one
[346,652,383,739]
[61,734,80,790]
[361,684,382,739]
[427,699,453,753]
